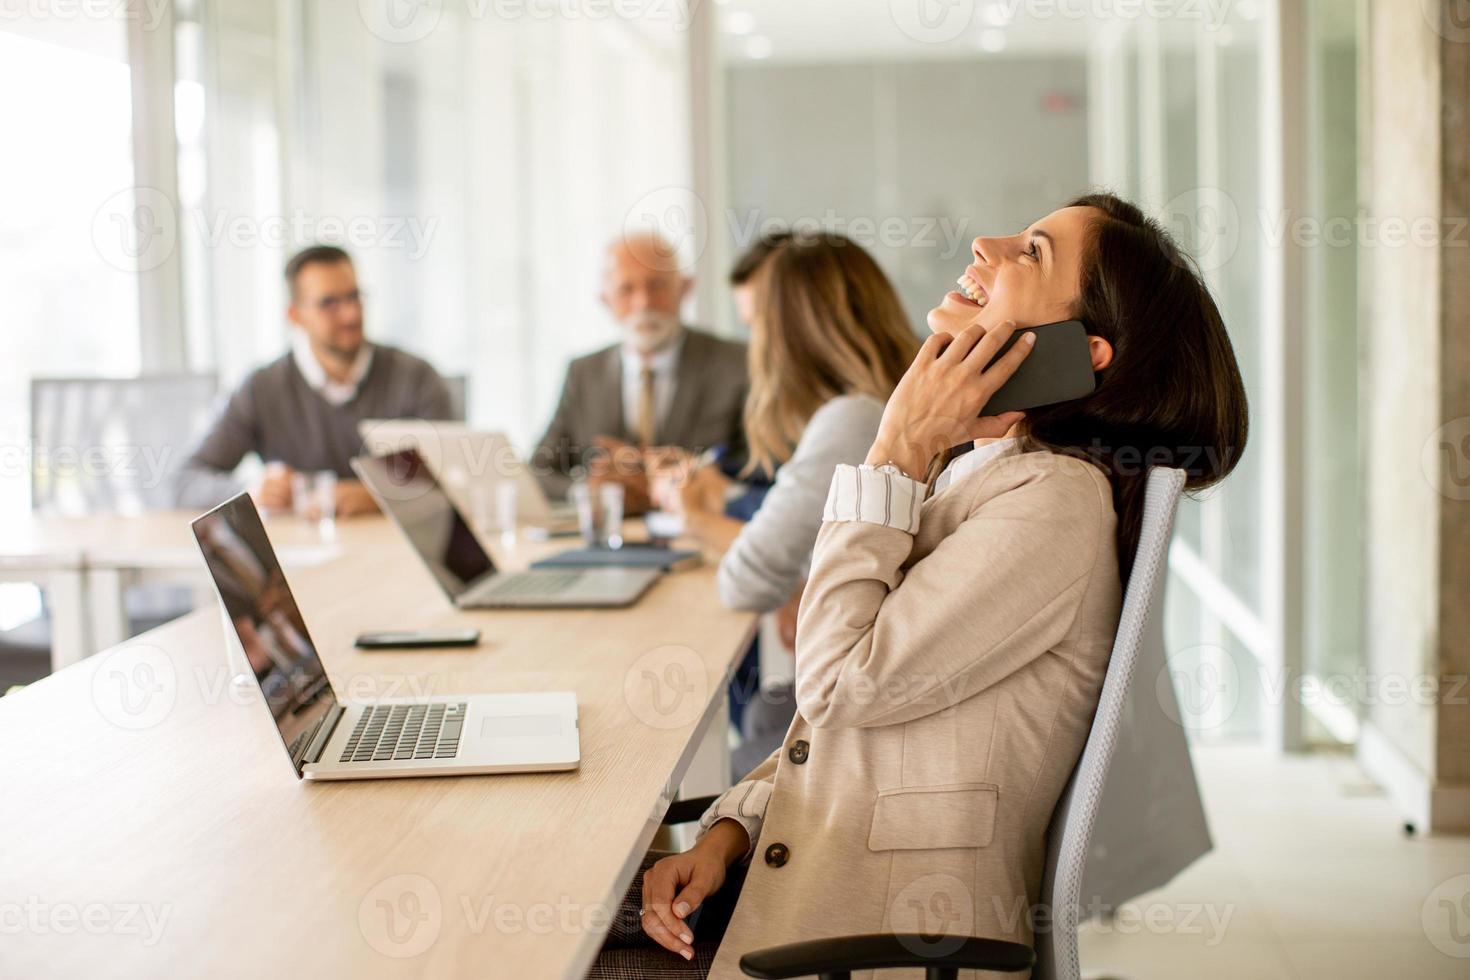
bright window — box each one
[0,25,141,519]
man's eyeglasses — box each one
[302,289,363,313]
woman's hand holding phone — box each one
[866,320,1034,480]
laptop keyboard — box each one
[484,571,583,598]
[339,702,466,763]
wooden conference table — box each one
[0,513,756,978]
[1,511,343,671]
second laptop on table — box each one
[352,448,661,609]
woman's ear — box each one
[1087,335,1114,372]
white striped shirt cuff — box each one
[695,779,772,859]
[822,464,924,535]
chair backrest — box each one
[1031,467,1187,980]
[442,374,468,421]
[30,374,218,516]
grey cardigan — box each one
[174,344,451,509]
[716,394,885,612]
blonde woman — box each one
[653,232,919,627]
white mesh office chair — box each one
[4,375,220,676]
[1030,466,1187,980]
[692,467,1191,980]
[30,374,219,515]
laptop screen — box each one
[352,448,496,599]
[191,494,335,775]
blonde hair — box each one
[743,233,918,475]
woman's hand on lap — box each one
[640,820,748,959]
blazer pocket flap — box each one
[868,783,999,852]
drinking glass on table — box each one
[470,480,496,534]
[290,471,312,519]
[311,470,337,540]
[495,480,519,548]
[469,480,520,548]
[570,480,624,549]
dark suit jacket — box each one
[531,327,749,498]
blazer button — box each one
[788,740,809,765]
[764,843,790,868]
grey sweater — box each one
[716,394,886,612]
[174,345,452,509]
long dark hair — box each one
[1020,192,1249,582]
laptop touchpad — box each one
[481,714,565,738]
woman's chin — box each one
[927,292,985,334]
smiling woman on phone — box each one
[588,193,1249,979]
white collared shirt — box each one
[619,330,685,438]
[291,331,374,407]
[822,437,1020,535]
[933,437,1019,494]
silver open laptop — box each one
[352,448,661,608]
[191,493,580,780]
[358,419,568,528]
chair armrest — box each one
[739,934,1033,978]
[661,795,720,826]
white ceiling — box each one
[715,0,1099,64]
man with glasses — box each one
[175,245,453,515]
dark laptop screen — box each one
[353,448,496,598]
[192,494,334,775]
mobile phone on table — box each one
[354,628,482,650]
[982,319,1097,415]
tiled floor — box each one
[1078,744,1470,979]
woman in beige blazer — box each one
[590,193,1249,979]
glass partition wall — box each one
[0,20,142,518]
[1089,0,1364,749]
[1297,0,1364,745]
[701,0,1368,750]
[1092,5,1275,745]
[0,18,142,636]
[171,0,692,454]
[703,0,1364,751]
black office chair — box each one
[738,936,1033,979]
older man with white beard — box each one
[531,232,749,511]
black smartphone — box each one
[982,319,1097,415]
[354,628,482,650]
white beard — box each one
[622,311,682,354]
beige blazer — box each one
[703,447,1122,980]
